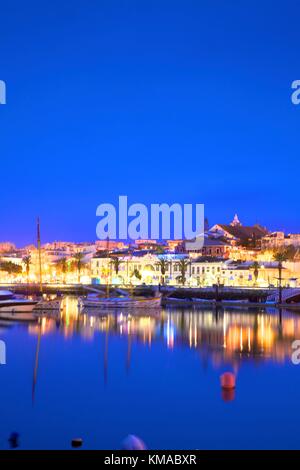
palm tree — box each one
[251,261,260,286]
[22,255,31,285]
[273,251,288,304]
[176,259,190,286]
[156,258,169,285]
[73,252,85,283]
[131,268,142,282]
[56,257,68,284]
[0,261,22,283]
[110,257,123,276]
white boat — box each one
[0,299,39,313]
[80,293,162,309]
[0,291,38,313]
[0,291,62,316]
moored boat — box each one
[80,293,162,309]
[0,290,39,313]
[0,291,62,316]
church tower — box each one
[230,214,242,227]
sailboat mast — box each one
[106,236,110,298]
[37,217,43,294]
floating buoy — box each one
[8,432,20,449]
[220,372,236,390]
[122,435,147,450]
[71,438,83,448]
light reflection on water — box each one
[29,297,300,367]
[1,296,300,450]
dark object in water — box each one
[122,434,147,450]
[9,432,20,449]
[71,438,83,448]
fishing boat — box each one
[79,293,162,309]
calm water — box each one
[0,297,300,450]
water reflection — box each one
[2,297,300,448]
[27,297,300,367]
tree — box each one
[131,268,142,281]
[273,251,289,304]
[155,245,166,254]
[176,259,190,286]
[73,252,85,283]
[156,258,169,285]
[0,261,22,282]
[22,255,31,285]
[283,245,297,261]
[56,257,68,284]
[251,261,260,286]
[110,257,123,276]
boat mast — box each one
[106,236,110,298]
[37,217,43,294]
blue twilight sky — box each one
[0,0,300,246]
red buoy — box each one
[220,372,236,390]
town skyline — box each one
[1,211,299,247]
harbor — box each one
[1,283,300,311]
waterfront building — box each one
[189,257,225,286]
[91,252,228,287]
[91,252,163,285]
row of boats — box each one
[0,290,162,321]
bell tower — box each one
[230,214,242,227]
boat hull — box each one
[81,296,162,309]
[0,301,38,313]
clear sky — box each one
[0,0,299,246]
